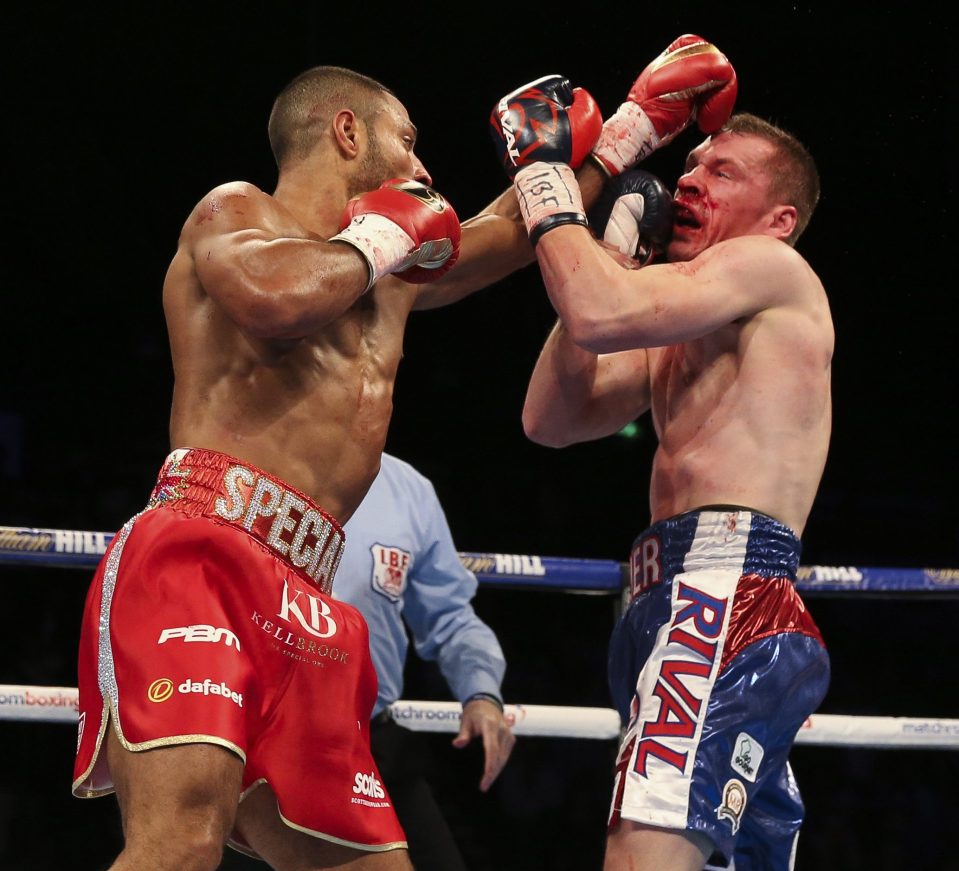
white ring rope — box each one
[2,526,956,750]
[2,685,956,749]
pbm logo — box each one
[147,678,174,703]
[353,771,385,799]
[158,624,241,651]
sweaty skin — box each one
[645,241,832,534]
[523,131,833,537]
[164,92,535,526]
[164,185,413,525]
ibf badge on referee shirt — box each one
[369,544,412,601]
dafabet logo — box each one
[147,678,174,703]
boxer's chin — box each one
[666,236,699,263]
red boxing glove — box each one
[592,35,738,176]
[331,179,461,291]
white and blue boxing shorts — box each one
[607,508,830,869]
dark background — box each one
[1,6,956,870]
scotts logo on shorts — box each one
[158,625,240,651]
[353,771,385,799]
[147,678,175,703]
[278,579,337,638]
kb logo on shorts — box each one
[278,579,338,638]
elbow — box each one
[562,312,617,356]
[522,406,576,449]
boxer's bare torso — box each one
[645,235,833,535]
[164,182,417,524]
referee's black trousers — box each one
[370,713,469,871]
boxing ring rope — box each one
[2,525,957,750]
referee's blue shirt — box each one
[334,453,506,718]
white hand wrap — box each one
[330,214,416,292]
[603,193,647,257]
[591,102,662,177]
[513,162,587,245]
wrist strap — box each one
[591,102,661,176]
[464,692,504,712]
[587,151,614,179]
[513,162,587,245]
[330,214,415,292]
[529,213,589,246]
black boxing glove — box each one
[586,169,673,265]
[490,74,602,179]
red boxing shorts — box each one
[72,448,407,855]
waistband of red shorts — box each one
[146,447,345,595]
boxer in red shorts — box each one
[73,447,406,856]
[66,63,574,871]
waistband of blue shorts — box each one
[146,447,345,596]
[630,506,801,591]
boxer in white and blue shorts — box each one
[607,507,830,870]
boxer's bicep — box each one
[583,347,653,436]
[194,229,370,338]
